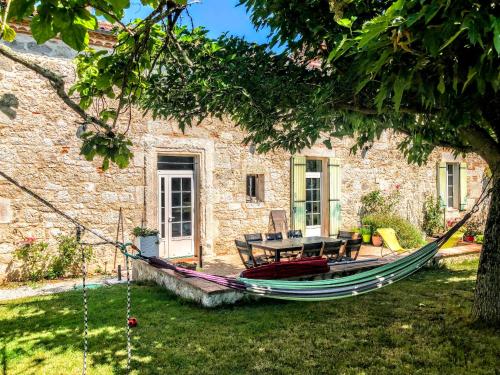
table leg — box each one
[275,250,280,262]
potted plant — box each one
[132,227,160,257]
[463,219,482,243]
[350,227,361,239]
[371,230,383,246]
[361,225,372,244]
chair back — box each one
[376,228,404,252]
[338,230,354,240]
[321,240,343,261]
[244,233,263,244]
[287,229,303,238]
[235,240,256,269]
[344,238,363,260]
[300,242,322,258]
[266,232,283,241]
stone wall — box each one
[0,33,488,280]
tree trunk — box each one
[473,175,500,326]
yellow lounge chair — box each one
[375,228,407,257]
[440,231,464,249]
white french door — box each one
[305,170,322,237]
[158,170,195,258]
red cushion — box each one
[241,257,329,279]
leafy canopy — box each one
[1,0,499,169]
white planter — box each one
[138,235,160,258]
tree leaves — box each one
[60,25,89,51]
[30,13,57,45]
[493,17,500,55]
[7,0,36,20]
[0,24,16,42]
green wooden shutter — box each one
[291,156,306,233]
[460,162,468,211]
[437,162,447,208]
[328,158,341,237]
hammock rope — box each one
[146,189,490,301]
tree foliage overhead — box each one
[239,0,500,166]
[2,0,498,169]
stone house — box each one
[0,25,488,280]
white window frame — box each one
[446,163,460,209]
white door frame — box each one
[157,170,195,258]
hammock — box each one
[147,211,471,302]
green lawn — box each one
[1,260,499,375]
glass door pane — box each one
[306,177,321,227]
[170,177,192,238]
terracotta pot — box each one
[464,235,475,243]
[352,233,360,240]
[371,234,383,247]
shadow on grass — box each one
[0,261,498,374]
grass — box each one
[0,259,499,375]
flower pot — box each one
[464,235,475,243]
[371,234,383,247]
[138,234,160,257]
[352,233,360,240]
[362,233,371,244]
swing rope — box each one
[0,170,141,374]
[77,226,89,375]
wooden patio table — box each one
[250,236,345,262]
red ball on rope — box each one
[128,317,138,327]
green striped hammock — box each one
[154,213,469,302]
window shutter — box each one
[291,156,306,233]
[437,162,447,208]
[460,162,468,210]
[328,158,341,237]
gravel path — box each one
[0,276,126,302]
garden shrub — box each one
[362,214,425,249]
[422,194,444,236]
[14,238,50,281]
[49,235,93,278]
[360,188,401,217]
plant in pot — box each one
[350,227,361,240]
[371,230,383,246]
[361,225,372,244]
[463,220,481,243]
[132,227,160,257]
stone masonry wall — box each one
[0,34,488,280]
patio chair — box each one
[234,240,269,269]
[244,233,273,261]
[321,240,343,262]
[298,242,322,258]
[266,232,283,240]
[343,238,362,261]
[376,228,409,257]
[287,229,303,238]
[244,233,263,243]
[337,230,354,240]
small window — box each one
[446,163,460,209]
[246,174,264,202]
[306,159,322,172]
[157,155,194,170]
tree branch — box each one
[0,44,111,132]
[459,125,500,168]
[89,3,134,36]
